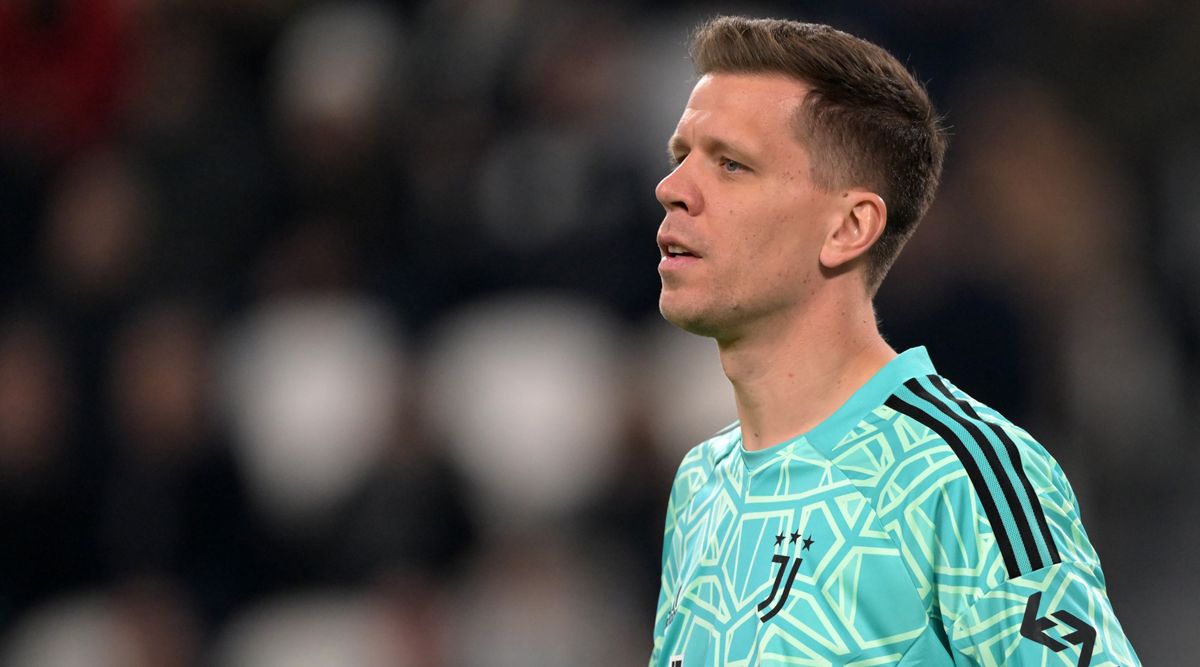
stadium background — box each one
[0,0,1197,664]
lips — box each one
[657,232,701,260]
[657,236,701,276]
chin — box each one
[659,294,722,339]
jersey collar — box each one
[739,346,936,466]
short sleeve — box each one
[947,560,1140,666]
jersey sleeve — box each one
[885,378,1140,665]
[947,559,1140,666]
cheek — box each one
[719,185,823,273]
[740,209,807,270]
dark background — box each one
[0,0,1196,664]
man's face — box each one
[656,72,845,341]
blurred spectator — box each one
[0,315,92,629]
[1,578,199,667]
[0,0,128,162]
[472,5,659,317]
[220,295,403,527]
[94,301,258,630]
[332,413,477,584]
[268,1,407,241]
[36,147,154,469]
[954,75,1186,483]
[39,148,151,306]
[447,534,646,667]
[219,285,407,594]
[117,1,279,300]
[208,589,419,667]
[424,294,624,531]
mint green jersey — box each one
[649,348,1139,666]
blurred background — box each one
[0,0,1196,664]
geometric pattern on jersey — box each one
[649,347,1140,666]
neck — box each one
[718,283,895,452]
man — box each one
[649,16,1139,666]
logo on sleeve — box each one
[757,528,815,622]
[1020,592,1096,666]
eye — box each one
[720,157,746,173]
[668,152,687,168]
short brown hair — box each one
[690,16,947,291]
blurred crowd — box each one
[0,0,1197,664]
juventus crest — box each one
[758,528,814,622]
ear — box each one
[819,191,887,270]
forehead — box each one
[673,72,810,148]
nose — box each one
[655,160,702,216]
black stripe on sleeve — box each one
[884,393,1021,579]
[927,377,1061,566]
[910,378,1044,573]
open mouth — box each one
[665,244,697,258]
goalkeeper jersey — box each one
[649,347,1139,666]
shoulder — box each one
[890,375,1098,562]
[882,376,1117,589]
[883,374,1069,573]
